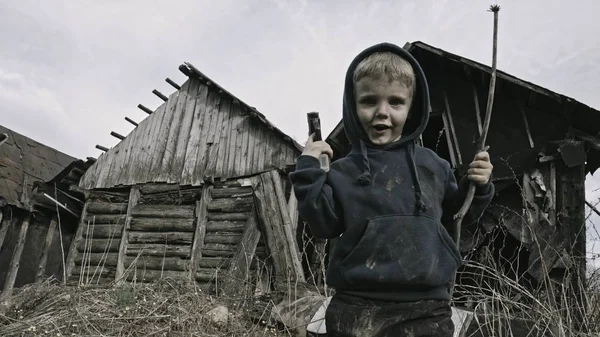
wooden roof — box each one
[0,125,77,209]
[79,63,303,189]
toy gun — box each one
[307,112,330,172]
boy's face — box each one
[354,75,413,145]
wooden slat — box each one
[157,83,188,182]
[85,214,127,225]
[192,84,218,185]
[65,202,89,281]
[128,232,193,245]
[131,204,196,218]
[0,215,9,250]
[206,221,246,233]
[288,189,299,235]
[181,82,210,182]
[78,239,121,253]
[203,93,227,179]
[256,124,266,171]
[142,97,170,183]
[208,197,253,213]
[129,218,195,232]
[146,101,172,181]
[237,109,251,177]
[126,244,191,258]
[226,101,242,178]
[1,215,31,299]
[169,79,200,183]
[82,224,124,238]
[198,257,230,268]
[86,202,128,214]
[115,187,140,282]
[207,212,248,221]
[204,233,243,245]
[190,187,211,278]
[209,98,232,178]
[75,252,119,266]
[443,91,462,165]
[123,114,145,185]
[125,256,189,271]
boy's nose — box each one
[374,104,390,118]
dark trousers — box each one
[325,293,454,337]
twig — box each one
[451,4,500,295]
[586,200,600,217]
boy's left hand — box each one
[467,151,493,186]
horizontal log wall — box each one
[66,191,130,285]
[79,78,300,190]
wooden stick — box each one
[451,4,500,294]
[519,103,535,148]
[125,117,138,127]
[138,104,153,114]
[586,200,600,217]
[166,78,181,90]
[110,131,126,141]
[153,89,168,102]
[96,145,109,152]
[443,91,463,165]
[37,217,58,282]
[1,215,31,299]
[115,186,140,283]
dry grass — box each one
[0,277,289,337]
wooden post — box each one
[472,85,483,136]
[166,78,181,90]
[138,104,153,115]
[115,186,141,283]
[443,91,462,165]
[65,201,89,282]
[190,186,212,279]
[152,89,168,102]
[96,145,109,152]
[287,189,299,236]
[110,131,126,141]
[125,117,138,127]
[36,216,58,282]
[1,215,31,299]
[441,111,458,168]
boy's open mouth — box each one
[372,124,390,131]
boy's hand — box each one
[467,151,493,186]
[302,134,334,160]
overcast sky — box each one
[1,0,599,267]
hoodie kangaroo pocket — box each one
[339,215,462,289]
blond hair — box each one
[353,52,415,95]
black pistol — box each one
[307,112,330,171]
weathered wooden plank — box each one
[129,218,195,232]
[0,216,9,251]
[85,214,127,225]
[125,256,189,271]
[126,244,191,258]
[192,85,219,185]
[195,268,222,282]
[131,204,196,218]
[211,187,253,199]
[143,100,170,183]
[204,233,243,245]
[88,190,130,204]
[225,210,261,290]
[181,81,210,181]
[1,215,31,299]
[288,189,299,235]
[443,91,462,166]
[65,202,89,281]
[210,98,232,179]
[128,232,193,245]
[157,83,188,182]
[145,101,172,182]
[78,239,121,253]
[82,224,124,239]
[124,117,148,185]
[190,187,211,278]
[247,118,258,175]
[227,103,244,178]
[128,270,188,282]
[198,257,230,268]
[208,197,253,213]
[95,145,115,188]
[272,170,305,282]
[201,248,236,258]
[115,187,140,282]
[206,221,246,233]
[75,252,119,266]
[207,212,248,221]
[237,110,251,177]
[86,202,128,215]
[256,124,266,172]
[109,130,131,187]
[169,79,200,183]
[203,94,227,179]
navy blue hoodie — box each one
[289,42,494,302]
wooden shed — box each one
[326,41,600,310]
[67,63,306,293]
[0,125,91,299]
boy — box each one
[289,42,494,336]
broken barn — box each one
[67,63,306,294]
[326,41,600,311]
[0,125,92,299]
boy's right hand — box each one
[302,134,334,160]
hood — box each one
[342,42,431,152]
[341,42,431,208]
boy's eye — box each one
[389,98,405,107]
[359,97,377,105]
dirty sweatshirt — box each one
[289,42,495,302]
